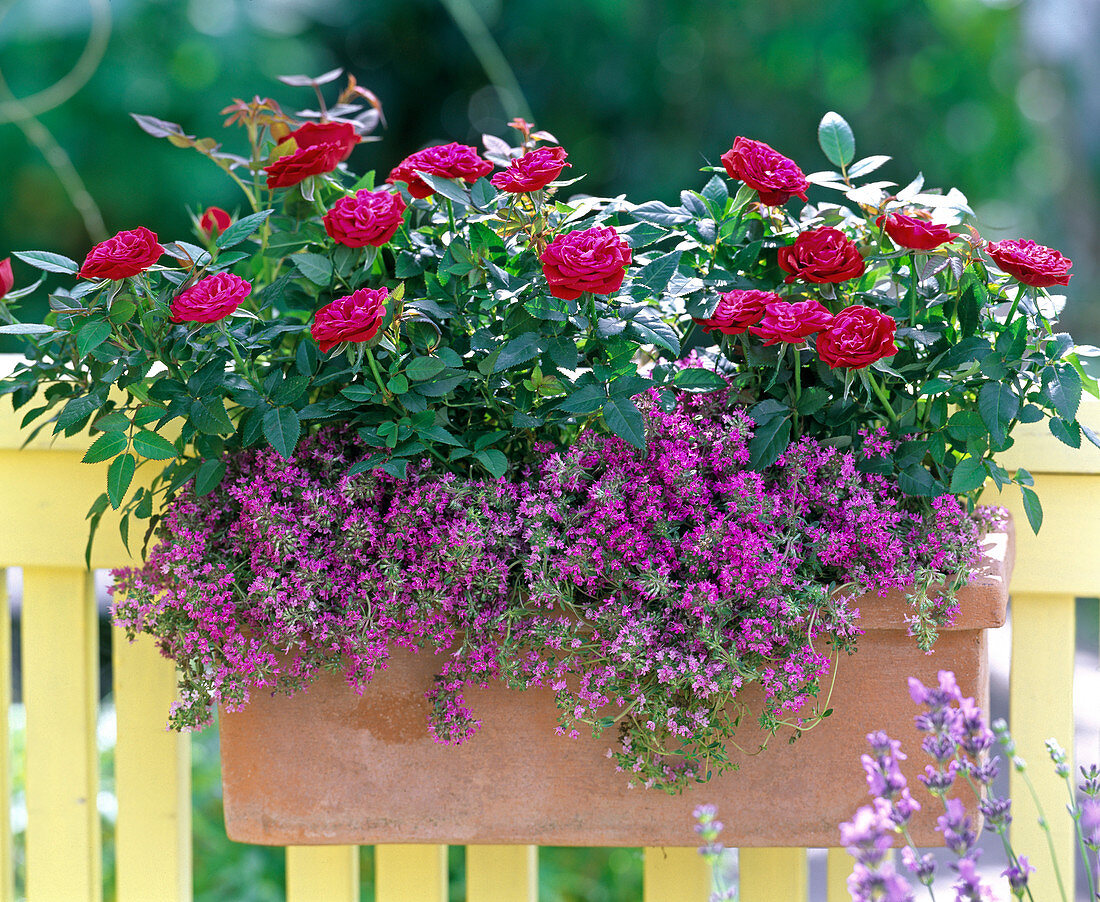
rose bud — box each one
[78,226,165,280]
[198,207,233,240]
[748,300,834,346]
[816,305,898,369]
[387,143,493,199]
[169,273,252,324]
[778,227,866,284]
[312,287,389,353]
[876,212,959,252]
[0,258,13,299]
[693,289,778,335]
[540,226,632,301]
[986,238,1072,288]
[323,190,407,248]
[721,137,809,206]
[491,146,571,193]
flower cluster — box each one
[113,391,984,791]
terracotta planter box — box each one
[220,522,1013,848]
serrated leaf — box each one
[381,459,409,479]
[957,285,979,338]
[13,250,79,274]
[946,410,988,442]
[190,397,234,435]
[635,250,682,294]
[75,319,112,358]
[262,406,300,458]
[341,385,377,402]
[949,455,987,493]
[673,368,726,392]
[978,382,1019,445]
[1048,417,1081,448]
[474,449,508,478]
[414,374,466,397]
[630,200,690,226]
[748,415,791,469]
[818,112,856,168]
[132,429,178,460]
[0,322,55,335]
[1020,486,1043,533]
[558,384,606,414]
[601,397,646,449]
[1041,364,1082,422]
[406,356,447,381]
[82,431,129,464]
[493,333,542,372]
[194,458,226,496]
[469,178,497,209]
[214,209,273,250]
[290,252,333,286]
[107,453,136,509]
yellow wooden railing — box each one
[0,383,1096,902]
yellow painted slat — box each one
[1010,592,1076,902]
[0,571,12,902]
[466,845,537,902]
[286,846,359,902]
[738,848,807,902]
[825,848,851,901]
[112,630,191,902]
[643,846,710,902]
[22,567,100,901]
[376,844,448,902]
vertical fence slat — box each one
[113,630,191,901]
[466,845,537,902]
[286,846,359,901]
[1010,591,1076,902]
[825,848,851,901]
[376,844,448,902]
[0,572,11,902]
[21,566,101,901]
[642,847,710,902]
[738,848,807,902]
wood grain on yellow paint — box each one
[22,567,100,901]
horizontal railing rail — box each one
[0,366,1096,901]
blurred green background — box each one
[0,0,1096,339]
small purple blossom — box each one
[1001,855,1033,894]
[937,798,977,857]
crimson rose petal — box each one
[694,289,778,335]
[816,305,898,369]
[287,121,360,163]
[721,137,809,206]
[748,300,834,346]
[199,207,233,239]
[78,226,165,280]
[491,146,570,193]
[986,238,1072,288]
[0,258,13,300]
[539,227,632,301]
[778,227,865,284]
[387,143,493,199]
[876,213,959,252]
[323,190,407,248]
[169,272,252,324]
[312,287,389,353]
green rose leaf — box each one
[978,382,1019,445]
[493,333,542,372]
[949,455,987,493]
[262,406,301,459]
[406,356,447,381]
[132,429,178,460]
[82,431,129,464]
[106,452,136,510]
[1020,486,1043,533]
[1041,364,1082,422]
[214,209,274,250]
[673,368,726,392]
[748,415,791,470]
[290,252,333,286]
[601,396,646,449]
[13,250,80,274]
[818,111,856,168]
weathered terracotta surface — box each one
[220,524,1013,847]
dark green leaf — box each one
[1041,364,1081,422]
[214,209,274,250]
[1048,417,1081,448]
[415,171,471,206]
[76,319,113,358]
[636,251,682,294]
[674,368,726,392]
[957,285,979,338]
[748,415,791,469]
[132,429,178,460]
[194,458,226,496]
[1020,486,1043,533]
[55,394,99,433]
[558,384,606,414]
[82,431,128,464]
[601,397,646,449]
[524,294,569,322]
[93,411,130,433]
[897,464,940,497]
[630,200,690,226]
[262,407,301,458]
[290,252,333,286]
[949,455,987,493]
[1018,404,1044,424]
[946,411,987,442]
[493,333,542,372]
[107,453,136,509]
[796,387,829,416]
[269,374,309,406]
[341,385,377,402]
[978,382,1019,445]
[190,397,234,435]
[818,111,856,168]
[382,459,409,479]
[469,178,496,209]
[296,340,319,376]
[13,250,79,274]
[701,174,729,211]
[406,356,447,381]
[414,374,466,397]
[474,449,508,478]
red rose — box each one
[323,190,407,248]
[693,289,777,335]
[386,143,493,199]
[986,238,1072,288]
[287,121,360,163]
[169,273,252,324]
[0,258,13,299]
[778,227,865,284]
[721,137,809,206]
[816,305,898,369]
[312,287,389,353]
[876,213,959,252]
[539,227,632,300]
[490,146,570,193]
[78,226,165,280]
[198,207,233,239]
[748,299,834,346]
[264,143,343,189]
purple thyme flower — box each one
[978,795,1012,832]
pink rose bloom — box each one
[491,146,570,192]
[79,226,165,280]
[540,226,632,300]
[323,190,407,248]
[748,299,834,346]
[986,238,1072,288]
[721,137,809,206]
[387,143,493,199]
[312,287,389,353]
[169,273,252,324]
[693,289,778,335]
